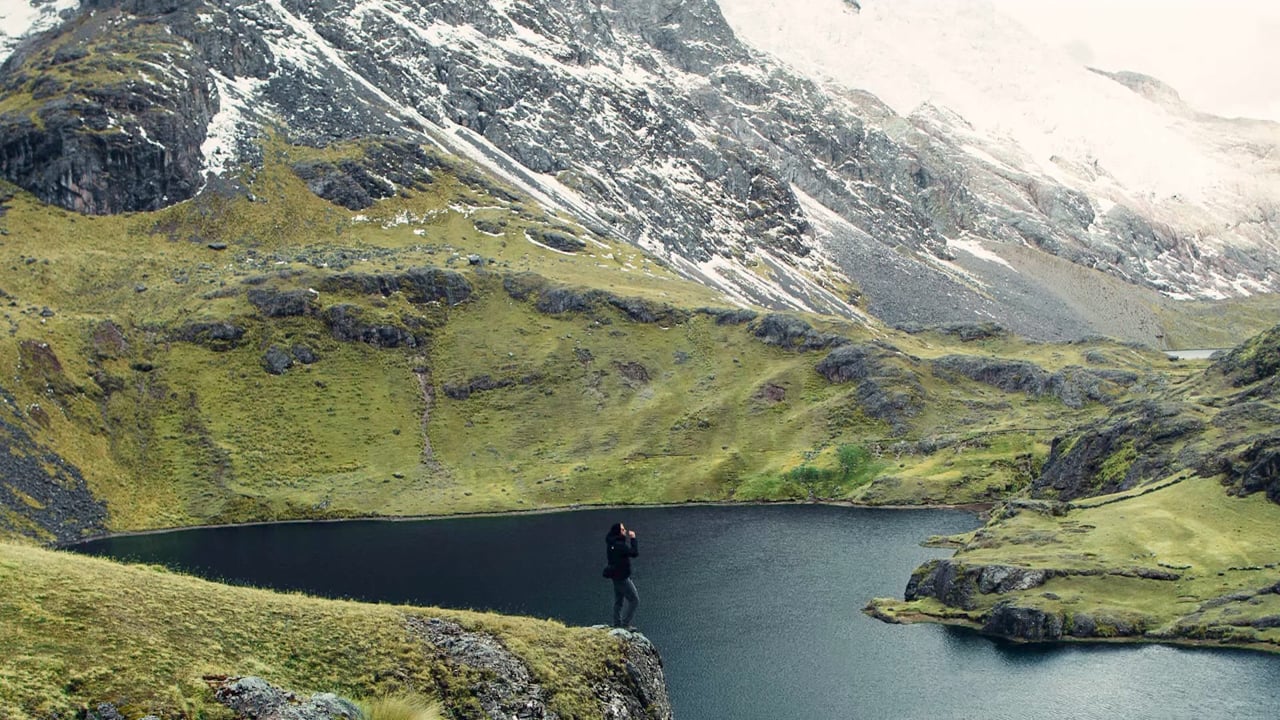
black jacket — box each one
[606,533,639,579]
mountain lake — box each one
[73,504,1280,719]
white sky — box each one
[989,0,1280,121]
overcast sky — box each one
[989,0,1280,121]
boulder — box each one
[262,346,293,375]
[247,288,316,317]
[751,314,847,351]
[213,677,363,720]
[174,322,246,351]
[323,305,419,348]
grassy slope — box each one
[871,476,1280,651]
[0,541,625,719]
[869,338,1280,651]
[0,146,1188,537]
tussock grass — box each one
[0,542,622,718]
[359,694,443,720]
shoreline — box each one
[55,498,993,548]
[875,610,1280,657]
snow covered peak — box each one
[715,0,1272,210]
[0,0,78,65]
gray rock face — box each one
[212,677,362,720]
[321,268,472,307]
[1217,434,1280,504]
[0,2,215,213]
[1213,323,1280,386]
[7,0,1278,341]
[981,602,1065,642]
[599,628,672,720]
[815,343,925,434]
[930,355,1135,408]
[248,288,318,318]
[1034,400,1205,501]
[751,314,847,351]
[905,559,1056,611]
[174,321,246,351]
[322,305,419,348]
[262,346,293,375]
[0,384,107,543]
[405,616,671,720]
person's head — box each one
[608,522,625,537]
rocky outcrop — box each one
[173,321,246,351]
[895,322,1006,342]
[291,141,438,210]
[981,602,1065,642]
[261,346,293,375]
[930,355,1135,408]
[211,677,361,720]
[815,343,925,434]
[751,314,847,351]
[441,374,537,400]
[1033,401,1205,501]
[321,268,473,307]
[696,307,758,326]
[247,288,318,318]
[595,628,671,720]
[522,284,690,326]
[1213,323,1280,387]
[0,2,215,214]
[404,617,671,720]
[1214,434,1280,504]
[527,226,587,253]
[323,305,420,349]
[905,559,1058,610]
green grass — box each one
[874,475,1280,650]
[0,541,628,718]
[0,153,1241,533]
[359,694,442,720]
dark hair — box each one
[606,522,624,539]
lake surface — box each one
[74,505,1280,719]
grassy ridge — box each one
[0,541,624,719]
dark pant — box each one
[612,577,639,627]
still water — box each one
[75,505,1280,719]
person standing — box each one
[605,522,639,628]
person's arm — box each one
[629,537,639,558]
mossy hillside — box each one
[872,476,1280,650]
[1153,294,1280,351]
[869,322,1280,646]
[0,139,1218,537]
[0,541,627,719]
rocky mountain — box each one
[1,0,1277,344]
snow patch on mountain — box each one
[0,0,77,64]
[201,72,264,179]
[716,0,1280,266]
